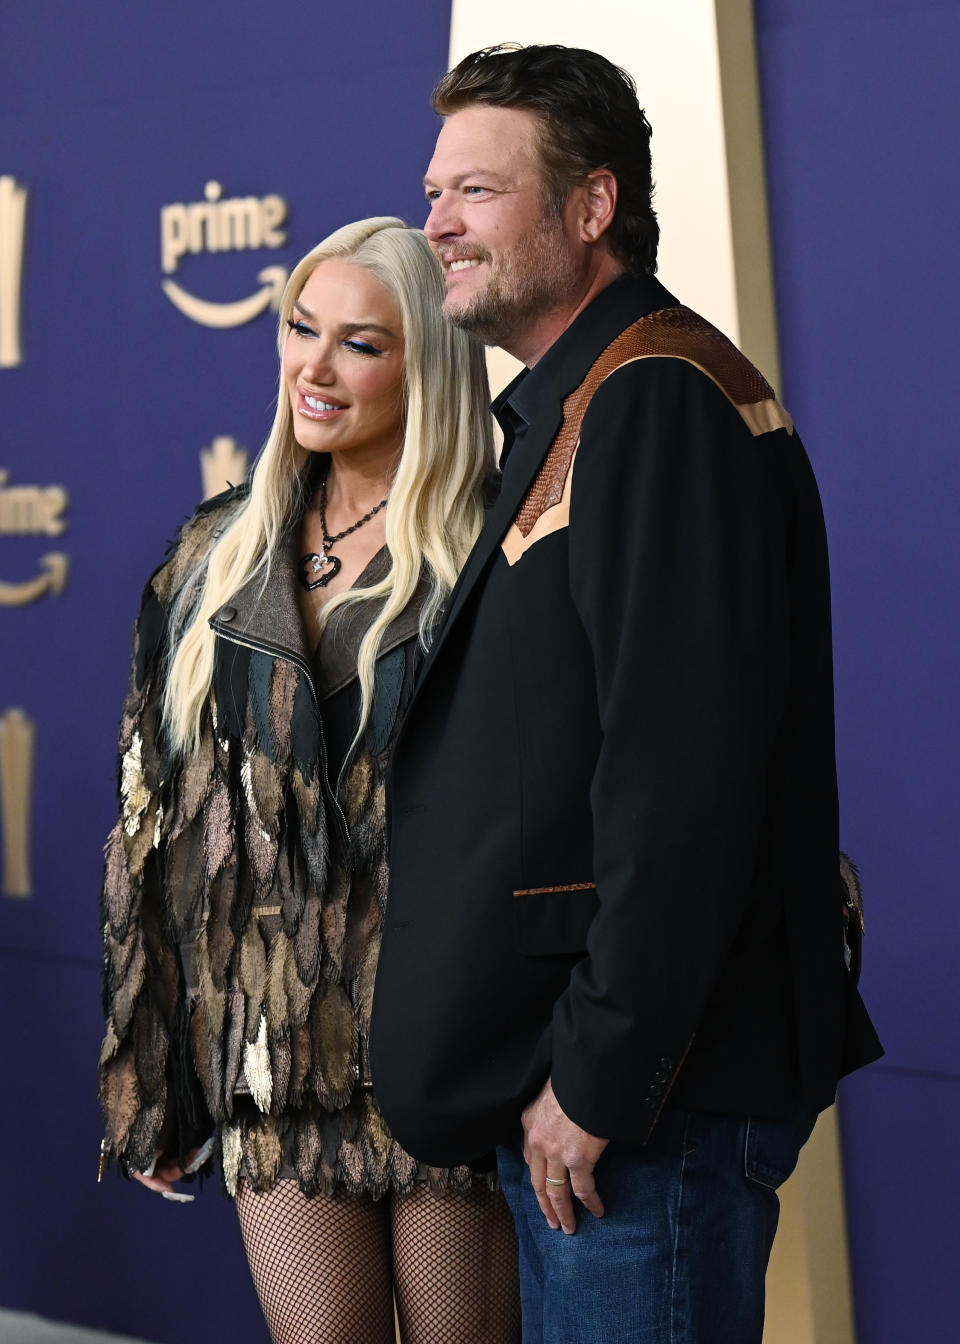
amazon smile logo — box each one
[160,180,290,328]
[0,469,70,608]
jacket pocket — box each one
[512,883,599,956]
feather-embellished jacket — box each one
[99,485,427,1192]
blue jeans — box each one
[496,1107,815,1344]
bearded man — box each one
[370,43,881,1344]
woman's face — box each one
[283,258,405,466]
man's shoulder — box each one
[582,305,793,439]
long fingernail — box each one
[184,1137,215,1174]
[161,1191,195,1203]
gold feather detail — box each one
[99,1019,120,1066]
[109,933,146,1037]
[293,889,323,988]
[360,1094,392,1196]
[265,932,292,1036]
[290,766,320,823]
[101,1046,139,1150]
[243,1013,273,1113]
[223,987,246,1110]
[196,928,225,1040]
[102,823,134,938]
[120,733,152,837]
[389,1143,418,1189]
[249,1120,283,1189]
[202,772,234,888]
[270,1034,291,1112]
[241,756,271,843]
[177,726,215,830]
[353,932,381,1044]
[309,981,357,1107]
[294,1117,323,1192]
[222,1122,242,1197]
[246,750,284,839]
[127,1097,167,1175]
[269,661,298,762]
[284,936,314,1027]
[244,804,279,899]
[288,1020,310,1107]
[238,922,267,1040]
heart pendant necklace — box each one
[299,474,389,591]
[300,550,342,589]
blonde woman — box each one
[99,218,520,1344]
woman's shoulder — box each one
[149,481,251,608]
[126,484,251,689]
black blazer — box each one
[370,274,881,1168]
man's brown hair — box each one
[433,43,659,276]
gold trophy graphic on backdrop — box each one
[0,175,28,369]
[200,435,249,500]
[0,707,35,897]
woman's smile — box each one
[283,258,406,466]
[297,390,349,420]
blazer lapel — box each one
[409,275,682,705]
[411,400,564,695]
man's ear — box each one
[578,169,618,244]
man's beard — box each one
[443,212,576,348]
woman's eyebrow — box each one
[291,301,397,341]
[340,322,398,340]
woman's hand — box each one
[131,1138,213,1202]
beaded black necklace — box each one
[299,474,389,591]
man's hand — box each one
[522,1077,608,1234]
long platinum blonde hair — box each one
[162,217,494,756]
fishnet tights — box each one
[236,1178,521,1344]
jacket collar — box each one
[413,272,677,691]
[313,549,430,701]
[210,530,311,668]
[209,534,426,700]
[492,271,677,466]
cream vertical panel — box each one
[765,1107,858,1344]
[444,4,856,1341]
[447,0,744,395]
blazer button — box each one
[220,606,237,621]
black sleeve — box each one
[551,356,790,1140]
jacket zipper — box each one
[209,621,350,847]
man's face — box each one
[423,105,581,350]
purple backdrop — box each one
[755,0,960,1337]
[0,3,452,1339]
[1,1,957,1340]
